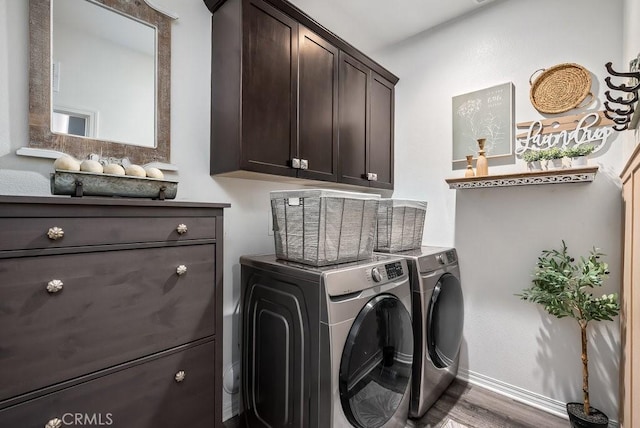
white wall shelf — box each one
[445,166,599,189]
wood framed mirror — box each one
[29,0,174,165]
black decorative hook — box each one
[605,62,640,78]
[611,115,630,125]
[604,101,635,116]
[603,109,631,126]
[605,90,638,105]
[603,61,640,131]
[603,109,619,121]
[605,76,640,92]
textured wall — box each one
[376,0,624,421]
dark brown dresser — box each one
[0,196,229,428]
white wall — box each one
[376,0,624,421]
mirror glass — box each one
[52,0,156,147]
[29,0,172,165]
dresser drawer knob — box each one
[47,227,65,240]
[45,418,63,428]
[175,370,186,382]
[176,265,187,276]
[46,280,64,294]
[176,224,188,234]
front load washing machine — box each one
[376,246,464,419]
[240,254,413,428]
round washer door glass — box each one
[339,294,413,428]
[427,273,464,369]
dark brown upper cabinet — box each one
[338,53,394,189]
[298,26,339,181]
[207,0,396,189]
[241,0,298,177]
[338,53,395,190]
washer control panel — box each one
[384,261,404,279]
[371,262,404,282]
[324,257,408,296]
[444,250,457,264]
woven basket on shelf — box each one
[529,63,593,114]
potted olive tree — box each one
[518,241,619,428]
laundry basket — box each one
[375,199,427,252]
[270,189,380,266]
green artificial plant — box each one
[518,241,619,416]
[522,150,544,163]
[564,145,595,158]
[540,147,565,160]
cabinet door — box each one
[338,52,370,187]
[369,72,394,189]
[242,0,298,176]
[297,26,338,182]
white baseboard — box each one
[457,368,619,428]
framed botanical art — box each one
[452,82,514,169]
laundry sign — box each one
[515,111,614,155]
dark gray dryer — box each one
[240,254,413,428]
[377,246,464,419]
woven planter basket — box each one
[529,63,593,114]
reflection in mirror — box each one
[28,0,174,165]
[52,109,93,137]
[52,0,156,147]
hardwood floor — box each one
[408,380,567,428]
[224,379,569,427]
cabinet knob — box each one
[46,279,64,294]
[176,224,188,234]
[45,418,63,428]
[300,159,309,170]
[291,158,301,169]
[176,265,187,276]
[175,370,186,383]
[367,172,378,181]
[47,227,65,240]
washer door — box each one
[339,294,413,428]
[427,273,464,369]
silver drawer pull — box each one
[46,280,64,294]
[176,224,188,234]
[47,227,64,240]
[45,418,63,428]
[367,172,378,181]
[176,265,187,276]
[175,370,186,383]
[300,159,309,170]
[291,158,301,169]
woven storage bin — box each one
[270,189,380,266]
[375,199,427,253]
[529,63,593,114]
